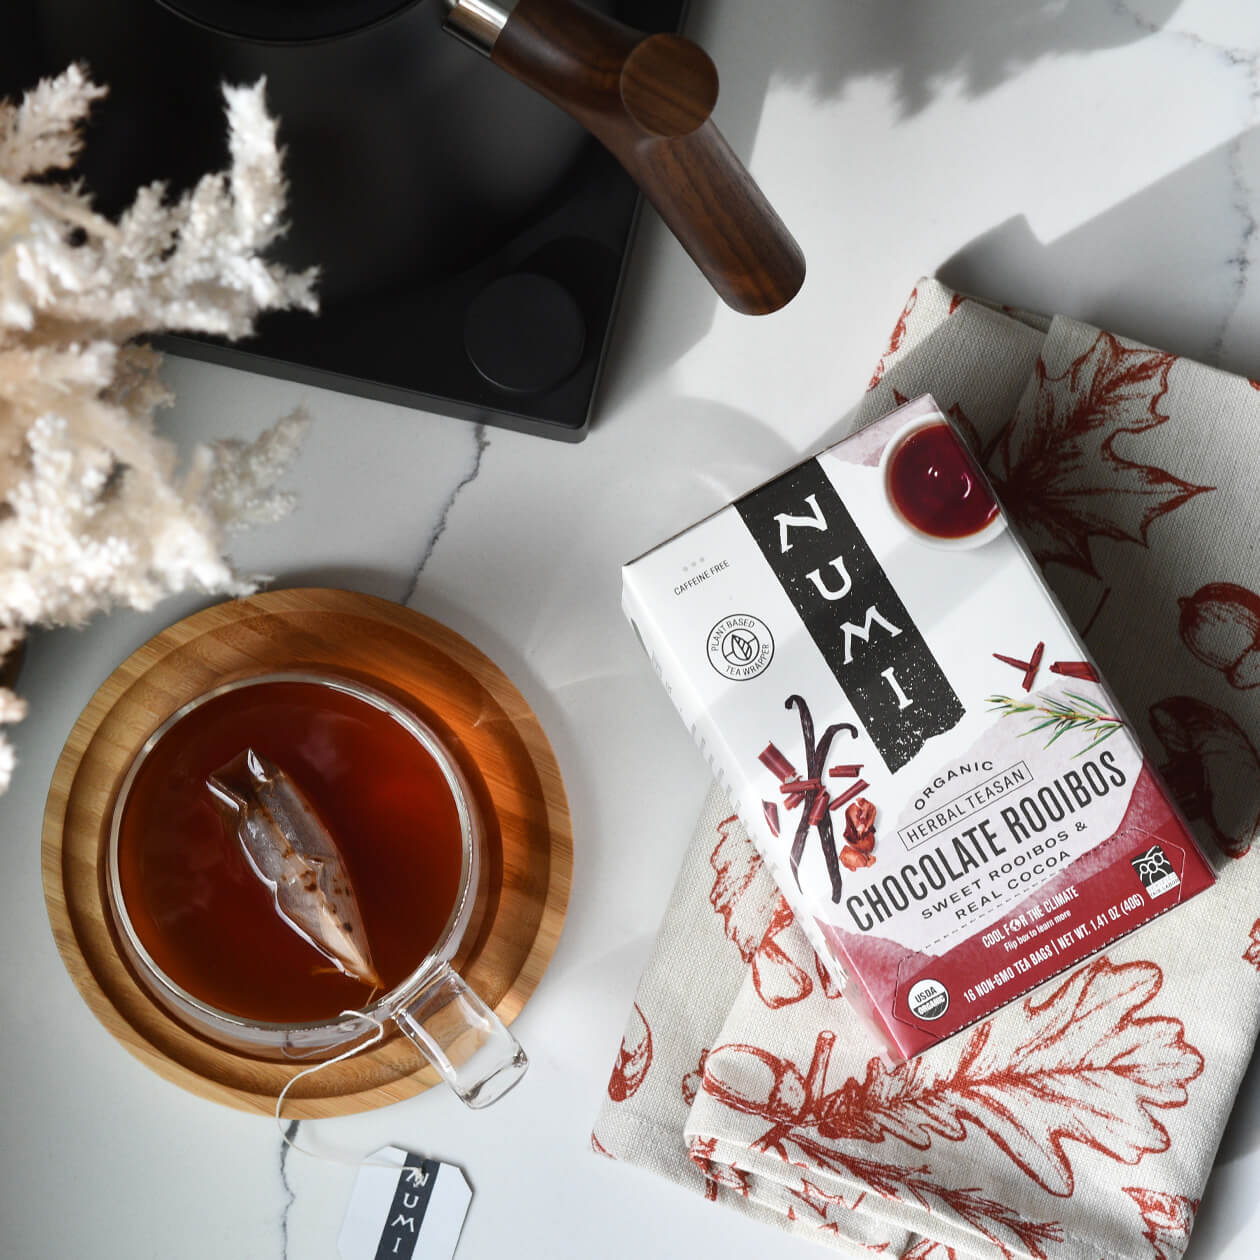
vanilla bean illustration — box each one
[783,695,857,902]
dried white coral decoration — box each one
[0,64,318,792]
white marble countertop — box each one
[4,1,1260,1256]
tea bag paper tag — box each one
[339,1146,471,1260]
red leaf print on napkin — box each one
[823,958,1202,1196]
[689,1136,752,1200]
[902,1244,958,1260]
[703,958,1201,1199]
[1123,1186,1198,1260]
[990,331,1212,577]
[683,1049,709,1107]
[828,1155,1063,1259]
[788,1176,865,1223]
[607,1004,653,1102]
[943,401,1006,465]
[1245,921,1260,971]
[700,1033,1063,1258]
[1149,696,1260,858]
[868,286,918,390]
[710,815,822,1008]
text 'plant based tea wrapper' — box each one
[622,395,1215,1060]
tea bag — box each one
[207,748,382,988]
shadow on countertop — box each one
[938,127,1260,380]
[598,0,1185,426]
[697,0,1183,117]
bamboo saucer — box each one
[42,588,572,1117]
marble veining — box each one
[1111,0,1260,362]
[279,1121,299,1260]
[403,424,491,604]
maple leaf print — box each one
[989,331,1212,577]
[868,285,918,390]
[819,958,1202,1196]
[709,816,819,1008]
[590,1132,615,1159]
[607,1004,653,1102]
[1246,920,1260,972]
[945,401,1006,465]
[1123,1186,1199,1260]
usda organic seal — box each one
[707,614,774,681]
[907,978,950,1021]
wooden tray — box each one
[41,589,572,1117]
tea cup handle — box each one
[393,963,527,1108]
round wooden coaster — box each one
[42,588,572,1117]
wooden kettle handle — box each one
[448,0,805,315]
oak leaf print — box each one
[1123,1186,1198,1260]
[990,331,1212,577]
[823,958,1202,1196]
[702,958,1201,1200]
[607,1003,653,1102]
[700,1033,1063,1257]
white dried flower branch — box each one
[0,65,320,793]
[0,61,105,182]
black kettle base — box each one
[3,0,686,442]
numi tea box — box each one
[622,394,1215,1060]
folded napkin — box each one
[594,278,1260,1259]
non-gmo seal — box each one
[907,978,950,1021]
[707,614,774,681]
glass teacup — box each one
[106,671,526,1108]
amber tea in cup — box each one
[109,672,526,1107]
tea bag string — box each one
[273,1010,410,1173]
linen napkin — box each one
[593,278,1260,1260]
